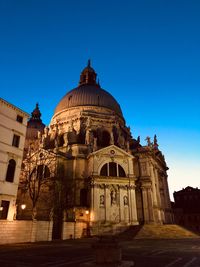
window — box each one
[16,115,23,123]
[12,134,20,147]
[0,200,10,220]
[5,159,16,182]
[109,162,117,177]
[100,164,108,176]
[31,165,50,180]
[100,162,126,177]
[119,165,126,177]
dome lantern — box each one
[79,60,98,86]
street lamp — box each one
[85,210,90,237]
[0,207,3,211]
[21,204,26,210]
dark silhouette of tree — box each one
[18,151,56,220]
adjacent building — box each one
[0,98,29,220]
[173,186,200,232]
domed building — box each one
[17,61,173,239]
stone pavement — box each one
[0,238,200,266]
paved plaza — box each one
[0,238,200,267]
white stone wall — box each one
[62,222,87,239]
[0,220,53,244]
[0,98,29,220]
[0,220,33,244]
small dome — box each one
[54,61,123,117]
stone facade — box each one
[0,98,29,220]
[17,62,173,238]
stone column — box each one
[105,185,110,222]
[93,184,98,222]
[119,186,124,222]
[90,181,95,223]
[146,187,154,223]
[129,185,138,224]
[141,187,149,223]
[154,168,163,222]
[141,185,154,224]
[150,165,161,223]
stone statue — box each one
[100,195,105,206]
[126,140,130,152]
[154,134,159,149]
[110,130,114,145]
[85,128,90,145]
[93,137,97,151]
[123,196,128,206]
[54,125,59,148]
[118,134,125,148]
[41,126,49,148]
[110,190,116,205]
[63,132,68,146]
[137,136,140,144]
[44,126,49,137]
[145,136,152,147]
[68,120,73,132]
[86,116,91,128]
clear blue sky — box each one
[1,0,200,199]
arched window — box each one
[100,162,126,177]
[100,164,108,176]
[109,162,117,177]
[119,165,126,177]
[31,165,50,180]
[5,159,16,182]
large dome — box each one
[54,61,123,118]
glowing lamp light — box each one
[85,210,89,215]
[21,204,26,210]
[0,207,3,211]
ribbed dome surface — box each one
[54,84,123,117]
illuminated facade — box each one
[17,62,173,237]
[0,98,29,220]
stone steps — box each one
[123,224,200,239]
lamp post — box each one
[85,210,90,237]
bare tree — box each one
[18,150,56,220]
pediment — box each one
[25,148,56,162]
[88,145,134,159]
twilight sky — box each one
[1,0,200,200]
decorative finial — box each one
[145,136,152,147]
[36,103,39,109]
[154,134,159,149]
[87,59,91,67]
[97,78,100,87]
